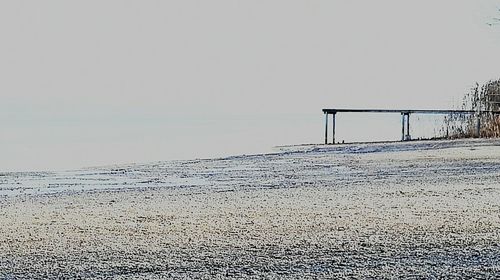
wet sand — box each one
[1,139,499,278]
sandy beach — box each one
[1,139,499,279]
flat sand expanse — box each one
[1,139,499,279]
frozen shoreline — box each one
[1,138,500,278]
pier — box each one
[322,109,500,144]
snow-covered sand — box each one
[1,139,499,278]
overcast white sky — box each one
[1,1,500,171]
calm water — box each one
[0,113,446,171]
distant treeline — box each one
[442,79,500,138]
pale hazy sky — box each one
[1,1,500,171]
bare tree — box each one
[487,8,500,26]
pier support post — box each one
[476,115,481,138]
[406,113,411,141]
[401,113,411,141]
[332,112,336,144]
[401,113,405,141]
[324,113,329,144]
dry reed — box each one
[442,79,500,138]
